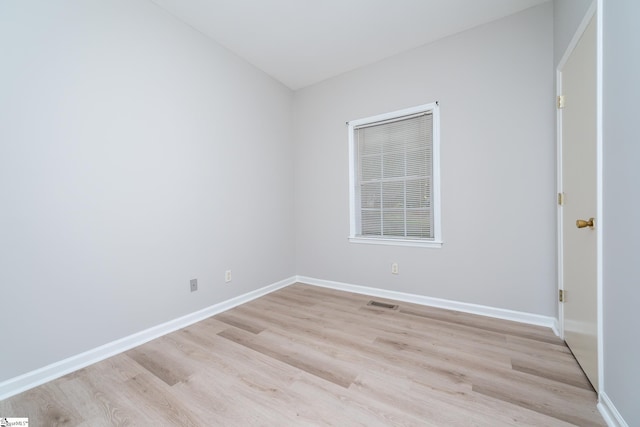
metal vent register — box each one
[367,300,399,310]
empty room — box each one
[0,0,638,426]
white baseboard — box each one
[0,276,296,401]
[598,392,629,427]
[296,276,558,332]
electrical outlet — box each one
[190,278,198,292]
[225,270,232,283]
[391,262,399,275]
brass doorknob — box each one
[576,218,595,229]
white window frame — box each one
[348,102,442,248]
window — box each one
[348,102,441,247]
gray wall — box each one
[603,1,640,425]
[553,0,594,66]
[293,3,556,316]
[0,0,295,382]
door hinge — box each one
[557,95,565,109]
[559,289,565,303]
[558,192,564,206]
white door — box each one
[560,15,598,391]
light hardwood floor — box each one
[0,284,605,426]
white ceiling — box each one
[150,0,550,90]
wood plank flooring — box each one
[0,283,606,426]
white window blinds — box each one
[354,112,434,239]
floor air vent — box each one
[367,300,399,310]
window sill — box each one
[348,236,443,248]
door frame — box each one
[555,0,603,393]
